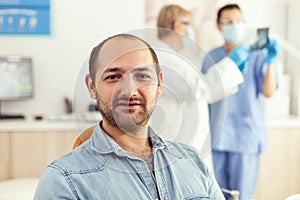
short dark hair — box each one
[89,34,160,85]
[217,4,241,24]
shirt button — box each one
[136,163,143,169]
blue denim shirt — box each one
[34,124,225,200]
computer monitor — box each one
[0,56,33,119]
[0,56,33,100]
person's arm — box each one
[203,57,243,103]
[202,156,226,200]
[262,64,277,97]
[262,39,280,98]
[202,46,249,103]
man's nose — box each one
[117,75,138,96]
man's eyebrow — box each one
[103,66,153,74]
[131,66,153,72]
[102,67,125,74]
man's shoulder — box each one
[163,140,210,173]
[153,134,202,160]
[46,141,104,176]
[163,139,203,160]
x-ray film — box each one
[243,27,269,51]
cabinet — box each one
[0,121,78,180]
[1,120,300,199]
[0,133,9,180]
[9,131,77,178]
[254,126,300,200]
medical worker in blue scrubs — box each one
[201,3,280,200]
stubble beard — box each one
[96,94,154,134]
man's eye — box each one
[105,75,121,80]
[137,74,151,80]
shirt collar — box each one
[90,122,168,156]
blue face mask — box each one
[222,23,246,44]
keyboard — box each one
[0,114,25,120]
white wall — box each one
[0,0,145,117]
[287,0,300,115]
[241,0,287,37]
[198,0,287,51]
[0,0,292,118]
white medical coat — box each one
[148,40,244,169]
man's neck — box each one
[101,121,152,160]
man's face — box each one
[92,38,162,133]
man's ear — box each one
[85,74,97,99]
[157,71,163,96]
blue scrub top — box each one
[202,46,269,154]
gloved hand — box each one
[265,38,280,64]
[228,45,249,73]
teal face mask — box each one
[183,27,196,48]
[222,23,246,44]
[187,26,195,41]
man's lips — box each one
[115,100,142,109]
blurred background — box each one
[0,0,299,199]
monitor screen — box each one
[0,56,33,101]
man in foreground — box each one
[34,34,225,199]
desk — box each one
[267,115,300,129]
